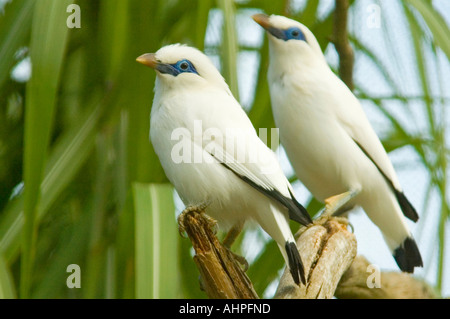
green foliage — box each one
[0,0,448,298]
[21,0,72,298]
[133,183,177,299]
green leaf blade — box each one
[133,183,177,299]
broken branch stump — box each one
[275,217,357,299]
[178,209,258,299]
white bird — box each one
[136,44,312,285]
[253,14,422,273]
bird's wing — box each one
[194,97,312,226]
[335,86,418,222]
[204,132,312,225]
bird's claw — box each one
[177,202,215,236]
[225,247,249,272]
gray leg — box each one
[223,222,248,271]
[223,222,244,248]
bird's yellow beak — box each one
[252,13,271,30]
[136,53,158,69]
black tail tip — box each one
[393,237,423,273]
[285,241,306,285]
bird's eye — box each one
[284,27,306,41]
[180,61,189,70]
[168,59,199,76]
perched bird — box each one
[137,44,312,285]
[253,13,423,272]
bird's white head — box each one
[137,44,229,92]
[252,14,326,68]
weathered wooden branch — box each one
[332,0,354,90]
[178,208,437,299]
[335,255,439,299]
[178,209,258,299]
[275,217,357,299]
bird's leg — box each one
[323,188,360,217]
[177,202,214,236]
[223,222,244,248]
[314,191,358,227]
[223,222,249,271]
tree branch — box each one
[275,217,357,299]
[332,0,354,90]
[178,209,437,299]
[335,255,439,299]
[178,209,258,299]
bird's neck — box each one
[269,54,329,82]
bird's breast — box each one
[268,72,364,201]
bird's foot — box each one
[177,202,215,236]
[225,247,249,272]
[222,222,248,270]
[322,189,360,217]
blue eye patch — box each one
[156,59,199,76]
[284,27,306,41]
[268,26,306,42]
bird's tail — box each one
[381,227,423,273]
[364,185,423,273]
[393,236,423,273]
[256,204,306,285]
[284,241,306,285]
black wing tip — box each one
[287,188,313,226]
[352,138,420,223]
[393,237,423,273]
[288,204,313,226]
[395,190,419,222]
[285,241,306,285]
[219,162,313,225]
[218,161,313,226]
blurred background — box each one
[0,0,449,298]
